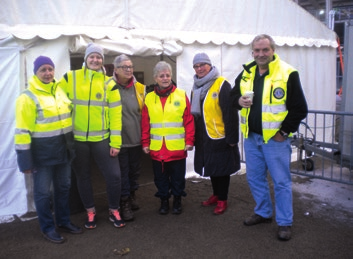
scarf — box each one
[113,73,134,88]
[154,83,174,97]
[191,66,220,117]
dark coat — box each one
[193,79,241,177]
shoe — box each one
[213,200,227,215]
[278,226,292,241]
[130,191,140,210]
[120,196,134,221]
[85,211,97,229]
[42,229,65,244]
[58,222,83,234]
[243,214,272,226]
[159,199,169,215]
[202,195,218,207]
[109,210,126,228]
[172,196,182,215]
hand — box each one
[23,169,34,174]
[110,147,120,157]
[273,131,286,142]
[143,147,150,154]
[239,96,252,108]
[185,145,193,151]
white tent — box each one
[0,0,337,222]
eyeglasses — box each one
[193,63,207,69]
[117,66,134,71]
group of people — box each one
[15,34,307,244]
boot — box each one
[120,196,134,221]
[201,195,218,207]
[159,198,169,215]
[172,196,182,215]
[130,191,140,210]
[213,200,227,215]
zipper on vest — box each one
[86,74,94,139]
[270,84,273,104]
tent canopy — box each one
[0,0,337,48]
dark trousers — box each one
[152,158,186,199]
[210,175,230,201]
[72,139,121,210]
[118,145,142,197]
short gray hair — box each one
[153,61,172,78]
[251,34,276,51]
[113,54,132,68]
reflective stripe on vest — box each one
[21,90,69,138]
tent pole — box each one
[325,0,333,27]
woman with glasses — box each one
[191,53,240,215]
[107,54,146,221]
[141,61,195,215]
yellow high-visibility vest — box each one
[203,76,227,139]
[144,88,186,151]
[59,68,122,148]
[240,54,295,143]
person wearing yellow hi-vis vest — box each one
[191,53,241,216]
[108,54,146,221]
[231,34,308,241]
[59,43,125,230]
[141,61,195,215]
[15,56,82,244]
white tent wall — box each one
[0,0,338,220]
[0,45,28,222]
[177,43,337,111]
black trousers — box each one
[210,175,230,201]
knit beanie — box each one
[193,53,212,66]
[33,56,55,74]
[84,43,104,61]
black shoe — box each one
[172,196,182,215]
[120,196,134,221]
[130,191,140,210]
[244,214,272,226]
[58,222,83,234]
[159,199,169,215]
[278,226,292,241]
[42,229,65,244]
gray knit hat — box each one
[84,43,104,61]
[193,53,212,66]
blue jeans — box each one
[72,139,121,210]
[118,146,142,198]
[244,132,293,226]
[152,158,187,199]
[33,162,71,233]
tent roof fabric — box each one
[0,0,338,48]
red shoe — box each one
[213,200,227,215]
[201,195,218,207]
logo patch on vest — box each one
[212,92,218,99]
[174,101,181,107]
[96,93,102,99]
[273,88,285,99]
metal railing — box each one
[290,110,353,184]
[238,110,353,185]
